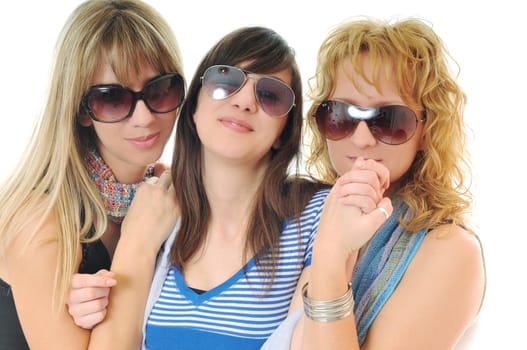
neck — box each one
[202,154,267,236]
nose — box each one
[128,99,156,126]
[229,78,258,114]
[348,121,377,148]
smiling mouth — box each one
[219,118,253,132]
[127,132,160,147]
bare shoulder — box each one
[422,224,485,277]
[416,223,486,305]
[363,224,486,349]
[9,209,60,261]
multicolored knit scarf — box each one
[84,148,155,224]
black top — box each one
[0,278,30,350]
[0,239,111,348]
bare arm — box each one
[88,171,178,349]
[7,212,92,349]
[291,159,391,350]
[362,225,485,350]
[66,161,168,330]
[291,159,484,349]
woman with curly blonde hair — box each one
[263,17,485,350]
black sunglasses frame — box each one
[200,65,295,117]
[313,100,425,145]
[81,73,185,123]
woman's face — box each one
[326,57,424,193]
[80,58,178,183]
[193,63,291,168]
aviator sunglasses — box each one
[81,73,185,123]
[201,65,295,117]
[313,100,424,145]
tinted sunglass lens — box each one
[203,65,245,100]
[144,74,184,113]
[256,78,295,117]
[87,87,133,122]
[370,106,417,145]
[314,101,356,140]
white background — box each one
[1,1,525,348]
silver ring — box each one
[378,207,389,219]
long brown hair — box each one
[170,26,322,276]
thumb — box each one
[153,162,169,177]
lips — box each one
[126,132,160,148]
[219,117,254,133]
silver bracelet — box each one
[302,282,354,323]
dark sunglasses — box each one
[81,73,185,123]
[201,65,295,117]
[313,100,424,145]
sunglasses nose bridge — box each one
[125,89,157,123]
[230,75,259,112]
[348,119,378,147]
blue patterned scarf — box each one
[261,199,426,349]
[352,200,426,345]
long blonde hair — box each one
[0,0,184,309]
[306,17,472,232]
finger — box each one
[335,181,382,205]
[374,198,393,222]
[336,194,379,214]
[337,168,382,192]
[144,176,159,185]
[67,293,109,315]
[67,286,112,304]
[71,307,108,330]
[349,158,390,191]
[70,273,116,289]
[94,269,115,278]
[153,162,169,176]
[156,169,172,188]
[360,159,390,190]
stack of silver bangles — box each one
[302,282,354,323]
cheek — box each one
[161,111,178,129]
[326,141,347,175]
[384,144,419,183]
[91,124,116,142]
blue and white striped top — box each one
[144,189,328,350]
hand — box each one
[153,162,169,176]
[333,157,390,214]
[66,269,117,329]
[316,158,393,257]
[120,170,179,254]
[320,190,393,253]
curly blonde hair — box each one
[305,17,472,232]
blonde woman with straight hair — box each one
[263,17,486,350]
[0,0,184,348]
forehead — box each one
[237,59,293,85]
[90,55,158,87]
[334,58,401,102]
